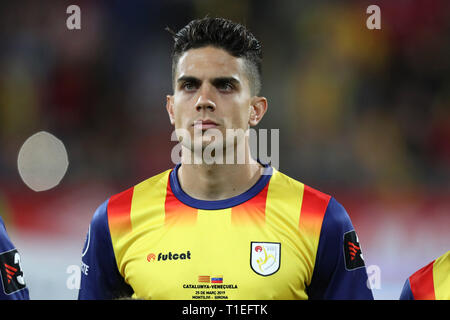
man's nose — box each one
[195,85,216,112]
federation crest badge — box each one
[250,242,281,276]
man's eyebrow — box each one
[177,76,201,84]
[211,77,241,86]
[177,76,240,83]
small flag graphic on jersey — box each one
[211,276,223,283]
[198,275,210,283]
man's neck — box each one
[177,156,264,201]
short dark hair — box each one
[168,17,263,95]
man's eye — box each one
[218,82,234,92]
[182,82,197,91]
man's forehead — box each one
[176,46,246,80]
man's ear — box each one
[249,96,268,127]
[166,95,175,126]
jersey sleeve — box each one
[306,197,374,299]
[399,259,436,300]
[399,278,415,300]
[78,200,133,300]
[0,217,29,300]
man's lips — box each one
[192,120,219,129]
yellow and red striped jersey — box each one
[400,251,450,300]
[78,163,373,300]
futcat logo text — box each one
[147,251,191,262]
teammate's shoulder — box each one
[0,216,7,236]
[0,216,13,250]
[409,258,436,282]
[435,250,450,267]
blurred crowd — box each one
[0,0,449,194]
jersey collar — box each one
[169,160,273,210]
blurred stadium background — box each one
[0,0,449,299]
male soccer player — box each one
[0,216,29,299]
[78,17,373,300]
[400,251,450,300]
